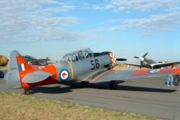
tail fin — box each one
[5,50,34,88]
[5,50,53,88]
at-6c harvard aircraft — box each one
[5,48,180,94]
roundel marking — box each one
[59,69,70,81]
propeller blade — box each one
[134,56,139,59]
[143,52,148,57]
[116,58,127,61]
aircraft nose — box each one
[109,52,117,65]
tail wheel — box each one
[24,89,30,95]
[110,80,118,89]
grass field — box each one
[0,92,160,120]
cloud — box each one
[96,0,180,12]
[88,11,180,33]
[122,11,180,31]
[93,0,180,32]
[0,0,83,43]
[101,11,179,32]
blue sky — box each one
[0,0,180,63]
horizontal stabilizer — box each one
[23,71,52,83]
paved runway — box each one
[0,77,180,120]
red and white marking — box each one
[60,70,69,80]
[109,53,117,65]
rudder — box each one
[5,50,33,88]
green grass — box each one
[0,92,160,120]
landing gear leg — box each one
[24,89,30,95]
[81,81,90,87]
[110,80,118,89]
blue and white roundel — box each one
[59,69,70,81]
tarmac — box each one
[0,77,180,120]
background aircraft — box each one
[0,55,8,66]
[5,49,180,94]
[24,55,52,66]
[0,55,8,78]
[127,52,180,69]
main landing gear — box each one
[110,80,118,89]
[81,81,119,89]
[81,81,90,87]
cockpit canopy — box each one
[62,48,93,62]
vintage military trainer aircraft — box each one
[5,49,180,94]
[127,52,180,69]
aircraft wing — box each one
[126,62,180,69]
[151,62,180,69]
[88,68,174,83]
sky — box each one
[0,0,180,63]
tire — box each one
[81,81,90,87]
[110,81,118,89]
[24,89,30,95]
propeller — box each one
[134,56,139,59]
[134,52,148,61]
[116,58,127,61]
[143,52,148,57]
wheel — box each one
[110,80,118,89]
[81,81,90,87]
[24,89,30,95]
